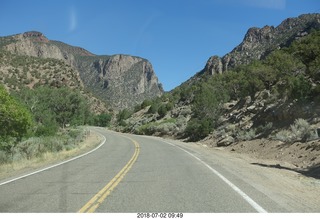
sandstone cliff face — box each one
[2,31,163,109]
[76,54,163,109]
[204,13,320,75]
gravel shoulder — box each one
[202,137,320,179]
[166,137,320,212]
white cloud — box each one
[69,6,77,32]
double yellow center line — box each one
[78,136,140,213]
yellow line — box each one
[78,136,140,213]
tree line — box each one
[0,85,112,157]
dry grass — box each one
[0,130,103,181]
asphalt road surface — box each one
[0,127,289,212]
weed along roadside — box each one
[0,127,104,181]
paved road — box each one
[0,128,282,212]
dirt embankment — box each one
[201,137,320,179]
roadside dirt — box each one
[170,138,320,212]
[201,137,320,179]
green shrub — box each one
[134,104,141,112]
[147,103,158,114]
[236,129,256,141]
[137,123,156,135]
[16,137,44,159]
[117,109,132,122]
[136,119,177,136]
[275,129,293,142]
[1,127,89,163]
[141,99,152,109]
[91,113,112,127]
[166,102,174,111]
[157,104,168,118]
[0,150,9,164]
[274,118,314,142]
[157,122,177,135]
[185,118,212,141]
[290,118,312,142]
[288,75,312,100]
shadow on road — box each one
[251,163,320,179]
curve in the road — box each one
[78,135,140,213]
[0,128,273,212]
[0,132,107,187]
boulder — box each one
[217,136,235,147]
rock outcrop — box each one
[76,54,163,109]
[22,31,49,42]
[5,31,77,66]
[203,13,320,75]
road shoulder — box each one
[163,137,320,212]
[0,128,103,182]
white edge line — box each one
[0,131,106,186]
[165,141,268,213]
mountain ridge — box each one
[203,13,320,75]
[0,31,164,109]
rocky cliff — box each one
[1,31,163,109]
[203,13,320,75]
[76,54,163,109]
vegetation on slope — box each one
[0,49,81,90]
[0,85,112,164]
[118,30,320,142]
[0,35,117,165]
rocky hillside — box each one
[114,13,320,176]
[0,35,108,113]
[0,31,163,109]
[203,13,320,75]
[118,13,320,140]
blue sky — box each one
[0,0,319,91]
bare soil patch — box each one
[201,137,320,179]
